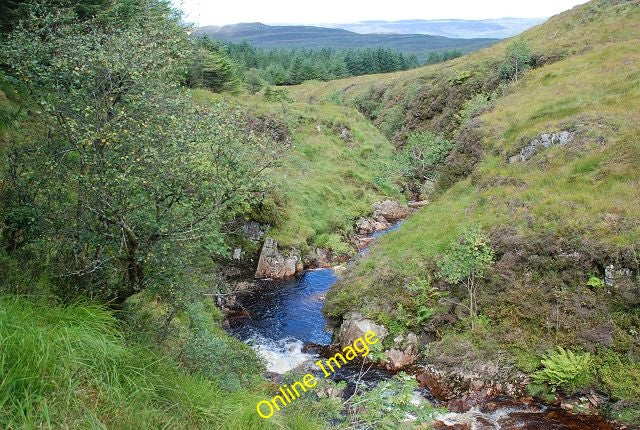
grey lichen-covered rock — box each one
[416,365,529,402]
[304,248,332,268]
[508,130,575,163]
[372,199,409,222]
[604,264,638,305]
[242,221,266,242]
[604,264,632,287]
[356,217,376,235]
[338,312,388,349]
[255,238,302,279]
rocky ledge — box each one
[254,199,415,279]
[508,130,575,164]
[254,237,303,279]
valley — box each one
[0,0,639,429]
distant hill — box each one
[324,18,546,39]
[196,23,498,62]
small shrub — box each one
[500,38,532,82]
[596,351,640,401]
[450,70,472,85]
[396,132,453,183]
[437,227,494,329]
[532,347,593,393]
[263,86,293,103]
[456,92,495,126]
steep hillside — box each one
[193,90,403,254]
[299,0,640,424]
[197,23,498,62]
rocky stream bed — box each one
[222,201,630,429]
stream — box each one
[227,223,619,429]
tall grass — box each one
[0,296,324,429]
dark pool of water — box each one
[228,268,337,344]
[229,221,403,345]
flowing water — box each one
[228,222,403,373]
[226,223,619,429]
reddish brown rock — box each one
[432,422,471,430]
[356,237,374,250]
[385,348,418,370]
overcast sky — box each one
[173,0,590,26]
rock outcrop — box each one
[416,365,529,403]
[356,217,376,235]
[508,130,575,163]
[304,247,333,268]
[337,312,388,349]
[385,332,419,370]
[605,264,638,305]
[372,199,409,221]
[242,221,266,243]
[255,238,303,279]
[354,199,410,246]
[604,264,633,287]
[408,200,429,209]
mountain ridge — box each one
[323,17,546,38]
[196,22,499,62]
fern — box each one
[532,347,593,393]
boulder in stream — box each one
[372,199,409,222]
[338,312,388,349]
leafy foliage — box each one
[437,227,494,329]
[262,86,293,103]
[314,232,354,256]
[500,38,532,82]
[0,1,280,302]
[405,277,447,328]
[532,347,593,393]
[189,37,241,93]
[396,132,453,187]
[341,373,440,429]
[586,275,606,290]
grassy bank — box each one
[194,90,404,252]
[0,295,326,429]
[316,0,640,424]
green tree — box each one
[189,49,240,93]
[500,37,532,82]
[328,58,350,79]
[437,227,494,329]
[0,0,108,33]
[0,0,279,302]
[243,67,265,94]
[189,37,240,93]
[287,55,305,84]
[263,63,288,85]
[398,132,453,182]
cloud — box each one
[174,0,589,26]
